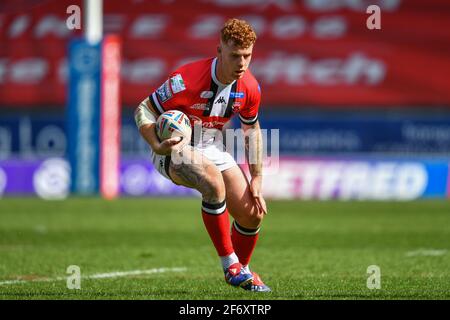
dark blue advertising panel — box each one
[0,115,65,159]
[67,39,101,195]
[254,113,450,155]
[2,112,450,159]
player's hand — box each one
[250,176,268,215]
[154,136,185,155]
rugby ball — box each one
[156,110,192,142]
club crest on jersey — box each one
[232,102,241,113]
[200,91,214,99]
[170,74,186,94]
[156,80,173,102]
[230,92,245,99]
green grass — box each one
[0,198,449,300]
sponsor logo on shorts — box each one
[170,74,186,94]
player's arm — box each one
[242,120,267,215]
[242,120,263,177]
[134,98,182,155]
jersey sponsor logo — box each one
[190,103,208,110]
[156,79,173,102]
[200,91,214,99]
[230,92,245,99]
[187,114,226,129]
[170,74,186,94]
[202,120,227,128]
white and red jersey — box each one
[148,57,261,134]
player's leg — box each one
[222,165,262,262]
[221,165,271,292]
[167,147,253,287]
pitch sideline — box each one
[0,267,187,286]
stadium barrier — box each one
[0,157,448,200]
[1,112,449,199]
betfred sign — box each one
[0,0,450,107]
[0,157,448,200]
[253,158,449,200]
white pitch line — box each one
[405,249,447,257]
[86,267,187,279]
[0,267,187,286]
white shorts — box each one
[150,139,237,182]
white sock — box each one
[220,252,239,270]
[242,265,251,274]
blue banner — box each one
[0,115,65,159]
[245,112,450,155]
[2,112,450,160]
[67,39,101,194]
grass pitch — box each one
[0,198,449,300]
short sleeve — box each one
[239,82,260,125]
[148,73,188,115]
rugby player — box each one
[134,18,270,292]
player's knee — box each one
[202,170,225,203]
[249,211,264,227]
[237,206,263,229]
[206,177,225,201]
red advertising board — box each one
[1,0,450,107]
[100,35,121,199]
